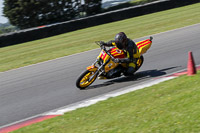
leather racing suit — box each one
[103,38,140,75]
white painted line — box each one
[44,64,200,116]
[44,76,175,115]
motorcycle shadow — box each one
[86,66,180,90]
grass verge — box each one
[1,3,200,72]
[13,71,200,133]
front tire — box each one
[76,70,98,90]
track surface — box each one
[0,24,200,127]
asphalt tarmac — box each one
[0,23,200,127]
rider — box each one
[101,32,140,76]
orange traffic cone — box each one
[187,51,197,76]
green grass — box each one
[13,71,200,133]
[1,3,200,72]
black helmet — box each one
[115,32,128,49]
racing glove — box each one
[100,41,106,46]
[113,58,121,63]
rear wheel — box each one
[76,70,98,90]
[135,55,144,72]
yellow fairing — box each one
[87,65,98,71]
[104,60,127,73]
[104,60,117,73]
[136,39,152,55]
[98,50,110,63]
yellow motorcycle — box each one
[76,37,153,89]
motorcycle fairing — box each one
[98,47,126,63]
[136,39,152,55]
[104,59,118,73]
[97,47,127,73]
[109,47,126,59]
[87,65,98,71]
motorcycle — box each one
[76,37,153,89]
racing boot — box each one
[98,74,107,79]
[124,66,135,76]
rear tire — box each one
[135,55,144,72]
[76,70,97,90]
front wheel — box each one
[76,70,98,90]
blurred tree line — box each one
[3,0,102,29]
[0,22,18,35]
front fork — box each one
[87,58,110,82]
